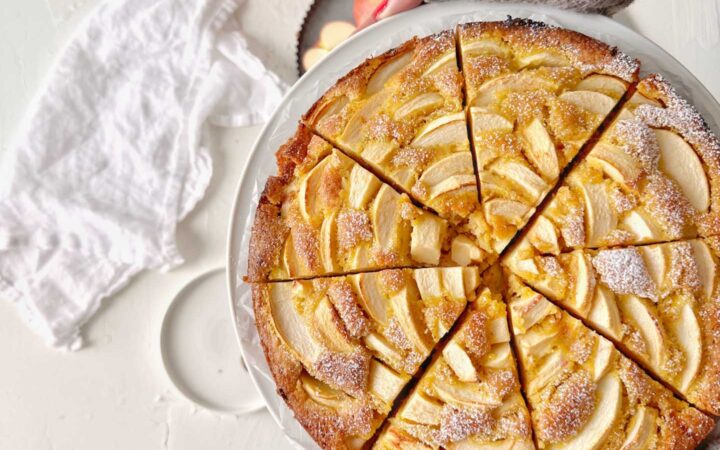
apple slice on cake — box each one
[458,20,639,258]
[507,276,714,449]
[374,267,533,450]
[505,238,720,415]
[252,267,480,448]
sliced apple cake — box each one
[515,74,720,254]
[374,271,533,449]
[247,18,720,450]
[253,267,479,448]
[459,20,639,256]
[507,276,715,449]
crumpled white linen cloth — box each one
[0,0,286,350]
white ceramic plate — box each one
[226,2,720,448]
[161,268,265,414]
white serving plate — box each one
[226,2,720,448]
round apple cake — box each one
[247,18,720,449]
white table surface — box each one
[0,0,718,449]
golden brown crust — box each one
[634,74,720,237]
[252,283,377,449]
[458,18,639,82]
[247,125,329,282]
[303,30,460,133]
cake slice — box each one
[516,74,720,255]
[507,276,715,449]
[303,30,476,225]
[247,125,453,282]
[505,237,720,416]
[253,266,480,449]
[374,267,533,449]
[458,19,639,255]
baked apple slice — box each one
[507,276,714,449]
[504,238,720,415]
[517,74,720,252]
[375,276,533,449]
[459,19,638,262]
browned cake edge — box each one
[635,74,720,238]
[246,125,330,282]
[252,283,378,449]
[301,29,457,130]
[458,18,640,82]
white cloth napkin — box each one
[0,0,286,350]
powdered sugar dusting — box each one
[337,209,373,250]
[535,370,595,443]
[435,405,495,444]
[668,242,702,293]
[593,247,658,300]
[612,118,660,172]
[644,173,694,238]
[327,280,371,339]
[313,350,370,397]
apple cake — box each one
[507,276,715,449]
[247,18,720,450]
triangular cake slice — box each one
[505,237,720,415]
[507,276,714,449]
[374,267,533,449]
[253,267,480,448]
[303,30,476,225]
[248,126,453,281]
[515,74,720,255]
[459,19,639,255]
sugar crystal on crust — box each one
[379,269,406,295]
[391,147,431,169]
[462,311,491,363]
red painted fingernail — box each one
[373,0,389,20]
